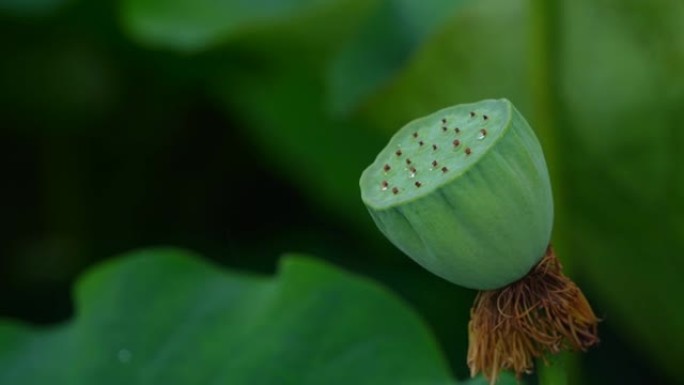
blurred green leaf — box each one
[0,0,70,16]
[360,0,532,134]
[325,0,465,116]
[0,248,519,384]
[211,0,531,236]
[559,0,684,379]
[463,373,518,385]
[121,0,369,52]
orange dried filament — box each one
[467,246,599,384]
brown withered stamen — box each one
[467,246,599,385]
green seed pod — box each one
[360,99,553,290]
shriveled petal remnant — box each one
[467,246,599,384]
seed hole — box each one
[453,139,460,147]
[419,140,424,146]
[392,187,399,194]
[470,111,476,118]
[383,164,391,172]
[465,147,472,155]
[442,126,447,132]
[409,166,417,173]
[478,128,487,140]
[441,166,448,173]
[454,127,460,133]
[412,132,418,138]
[415,181,422,188]
[432,160,438,167]
[441,118,447,124]
[432,144,438,150]
[406,158,412,165]
[381,181,389,190]
[396,149,403,156]
[483,115,489,121]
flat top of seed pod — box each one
[360,99,511,209]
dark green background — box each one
[1,0,682,383]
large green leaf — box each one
[0,248,520,384]
[559,0,684,378]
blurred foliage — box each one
[559,0,684,379]
[1,0,683,384]
[0,0,71,17]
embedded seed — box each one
[413,132,418,138]
[384,164,391,172]
[432,144,438,150]
[381,181,389,190]
[441,166,448,173]
[406,158,412,165]
[419,141,424,146]
[453,139,461,147]
[465,147,472,155]
[470,111,476,117]
[455,127,460,133]
[483,115,489,121]
[432,160,438,167]
[396,149,403,156]
[415,181,422,188]
[392,187,399,194]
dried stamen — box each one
[467,247,599,385]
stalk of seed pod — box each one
[359,99,598,384]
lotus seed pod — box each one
[360,99,553,290]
